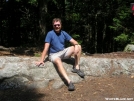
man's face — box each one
[53,21,61,33]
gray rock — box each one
[27,80,49,89]
[0,56,134,90]
[52,79,65,89]
[124,44,134,52]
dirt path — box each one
[0,75,134,101]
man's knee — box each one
[75,44,81,52]
[53,57,61,65]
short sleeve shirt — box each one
[45,30,72,54]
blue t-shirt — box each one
[45,30,72,54]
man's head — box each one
[52,18,62,33]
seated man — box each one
[36,18,85,91]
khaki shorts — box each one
[48,47,70,62]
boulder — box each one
[0,56,134,90]
[124,44,134,52]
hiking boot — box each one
[68,82,75,91]
[72,68,85,78]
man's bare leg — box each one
[66,45,85,78]
[74,45,81,69]
[53,57,71,84]
[66,45,82,69]
[53,57,75,91]
[53,45,83,83]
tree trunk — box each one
[38,0,47,40]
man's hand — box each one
[35,61,44,67]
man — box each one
[36,18,85,91]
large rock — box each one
[0,56,134,90]
[124,44,134,52]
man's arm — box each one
[69,38,79,45]
[36,43,50,66]
[69,38,80,55]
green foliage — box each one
[130,32,134,44]
[15,0,38,7]
[34,53,41,57]
[109,0,133,51]
[28,0,38,6]
[1,0,134,53]
[109,6,130,31]
[71,34,82,44]
[109,18,121,31]
[114,33,128,44]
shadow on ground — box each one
[0,88,46,101]
[0,77,46,101]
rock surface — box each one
[0,55,134,90]
[124,44,134,52]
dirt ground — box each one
[0,51,134,101]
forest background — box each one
[0,0,134,54]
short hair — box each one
[52,18,62,25]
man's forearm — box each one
[40,50,47,62]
